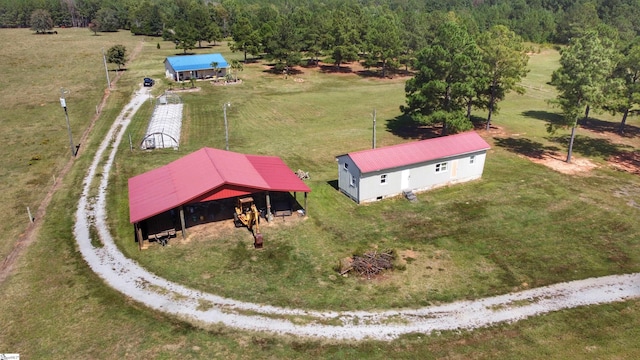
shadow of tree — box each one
[494,137,559,159]
[523,110,640,139]
[610,151,640,174]
[470,115,487,130]
[261,65,304,76]
[319,64,354,74]
[522,110,565,126]
[547,135,633,159]
[385,114,441,140]
[318,63,406,79]
[580,118,640,138]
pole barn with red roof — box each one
[128,148,310,248]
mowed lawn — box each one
[108,43,640,311]
[1,29,640,359]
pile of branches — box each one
[295,169,310,180]
[350,250,395,278]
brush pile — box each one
[344,250,395,278]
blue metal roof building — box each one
[164,53,229,81]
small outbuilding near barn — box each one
[336,131,490,204]
[164,53,228,81]
[128,147,310,248]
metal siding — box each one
[358,166,407,202]
[337,156,359,202]
[355,150,488,202]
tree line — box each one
[3,0,640,44]
[6,0,640,162]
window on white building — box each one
[350,174,356,187]
[470,155,476,164]
[344,162,349,171]
[380,174,387,184]
[435,162,448,173]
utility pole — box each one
[60,88,76,157]
[102,48,111,89]
[372,108,377,149]
[223,102,231,151]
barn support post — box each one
[304,192,308,217]
[135,223,143,251]
[179,206,187,238]
[265,191,274,222]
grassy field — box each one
[109,46,640,311]
[1,29,640,358]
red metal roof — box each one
[345,131,490,174]
[128,148,310,223]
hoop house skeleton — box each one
[141,93,183,150]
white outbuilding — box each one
[336,131,491,204]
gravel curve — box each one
[73,86,640,341]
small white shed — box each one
[336,132,490,204]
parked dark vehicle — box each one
[143,77,154,87]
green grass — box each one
[1,29,640,358]
[107,41,640,312]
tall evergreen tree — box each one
[362,8,402,78]
[607,42,640,133]
[230,16,261,62]
[130,1,163,36]
[327,6,361,68]
[477,25,529,130]
[263,12,303,72]
[550,31,618,163]
[172,20,198,54]
[401,22,481,135]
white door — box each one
[401,169,410,190]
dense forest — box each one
[2,0,639,146]
[2,0,640,45]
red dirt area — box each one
[528,152,598,175]
[485,124,640,176]
[609,151,640,175]
[260,60,412,81]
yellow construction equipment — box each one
[233,197,263,248]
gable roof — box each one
[128,148,310,224]
[164,53,228,72]
[341,131,490,174]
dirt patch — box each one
[259,60,412,81]
[400,250,417,260]
[527,151,598,175]
[173,214,306,246]
[609,151,640,175]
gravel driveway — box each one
[73,86,640,341]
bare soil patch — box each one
[609,151,640,175]
[528,151,598,175]
[171,214,306,246]
[485,125,639,176]
[259,60,412,81]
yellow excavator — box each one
[233,197,263,248]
